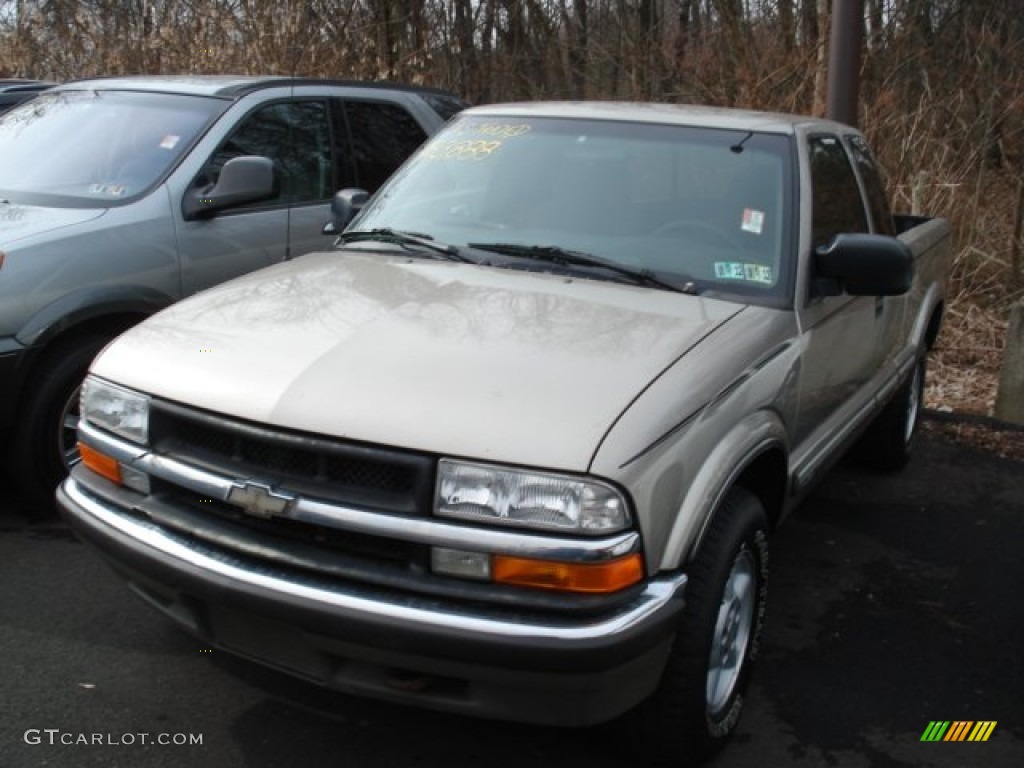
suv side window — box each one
[846,135,896,236]
[343,100,427,192]
[808,134,870,248]
[199,101,332,207]
[419,92,468,121]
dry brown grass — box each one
[926,302,1007,415]
[924,187,1022,419]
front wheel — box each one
[622,487,769,766]
[13,336,109,516]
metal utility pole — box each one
[826,0,864,127]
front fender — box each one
[16,284,173,347]
[589,308,799,575]
[658,410,788,571]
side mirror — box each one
[183,156,276,220]
[322,188,369,235]
[813,233,913,297]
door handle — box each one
[875,296,884,318]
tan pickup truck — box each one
[59,103,950,766]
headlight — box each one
[436,459,631,534]
[80,376,150,444]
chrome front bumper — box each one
[62,473,686,642]
[59,470,687,725]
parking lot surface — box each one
[1,430,1021,767]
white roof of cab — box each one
[463,101,855,135]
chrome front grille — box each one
[140,400,434,584]
[162,483,426,567]
[148,400,434,516]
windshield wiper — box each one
[338,228,473,263]
[467,243,698,294]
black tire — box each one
[621,487,769,766]
[12,335,109,516]
[857,355,926,472]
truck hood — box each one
[94,251,745,471]
[0,201,107,247]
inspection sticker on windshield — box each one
[714,262,773,284]
[741,208,765,234]
[159,134,180,150]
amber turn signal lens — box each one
[79,442,123,486]
[492,552,644,594]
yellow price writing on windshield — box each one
[472,123,531,138]
[422,139,503,160]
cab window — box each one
[808,134,869,248]
[846,135,896,236]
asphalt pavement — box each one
[1,430,1022,768]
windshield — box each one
[355,115,795,304]
[0,90,224,207]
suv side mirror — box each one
[322,188,369,235]
[813,233,913,297]
[183,156,276,220]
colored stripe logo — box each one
[920,721,997,742]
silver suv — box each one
[0,75,464,511]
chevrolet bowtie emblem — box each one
[225,481,296,519]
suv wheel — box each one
[13,336,108,515]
